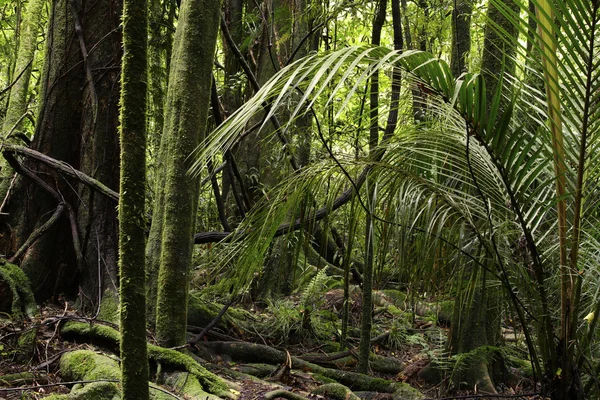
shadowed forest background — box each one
[0,0,599,398]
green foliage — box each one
[191,2,600,390]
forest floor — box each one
[0,289,543,400]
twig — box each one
[0,173,18,214]
[0,60,33,98]
[187,296,235,346]
[3,111,31,140]
[149,382,186,400]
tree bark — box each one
[450,0,471,77]
[118,0,150,394]
[149,0,221,347]
[1,0,122,308]
[0,0,45,195]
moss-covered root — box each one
[311,383,360,400]
[59,322,236,399]
[147,345,236,399]
[42,350,121,399]
[0,260,37,318]
[263,389,310,400]
[201,341,423,398]
[163,372,226,400]
[43,381,122,400]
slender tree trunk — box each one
[149,0,220,347]
[450,0,471,77]
[0,0,45,199]
[119,0,149,395]
[358,0,387,373]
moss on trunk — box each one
[118,0,150,394]
[0,0,45,198]
[148,0,221,347]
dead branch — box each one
[9,204,64,262]
[1,144,118,202]
[3,151,83,270]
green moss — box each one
[72,381,121,399]
[0,260,37,318]
[391,383,425,400]
[42,381,121,399]
[61,350,120,381]
[382,290,408,306]
[61,321,121,353]
[59,322,232,398]
[311,383,360,400]
[387,304,403,317]
[16,328,37,360]
[164,372,223,400]
[311,374,338,384]
[97,291,120,325]
[47,350,121,399]
[147,345,231,398]
[507,356,534,378]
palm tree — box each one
[190,0,600,396]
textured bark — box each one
[450,0,471,77]
[119,0,149,394]
[149,0,221,347]
[481,0,519,103]
[1,0,122,307]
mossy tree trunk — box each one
[148,0,220,347]
[1,0,122,308]
[118,0,149,395]
[0,0,45,194]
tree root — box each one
[311,382,361,400]
[58,321,235,399]
[263,389,310,400]
[198,341,422,398]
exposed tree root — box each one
[58,321,235,399]
[311,382,361,400]
[197,341,422,398]
[264,389,310,400]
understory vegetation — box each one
[0,0,599,398]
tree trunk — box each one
[148,0,220,347]
[118,0,149,394]
[0,0,45,149]
[358,0,387,373]
[450,0,471,77]
[1,0,122,309]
